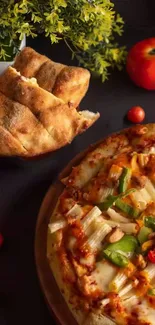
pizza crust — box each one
[83,313,116,325]
[47,208,87,325]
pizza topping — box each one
[144,217,155,232]
[106,227,124,243]
[104,292,126,320]
[86,222,112,252]
[107,208,130,223]
[109,263,136,292]
[59,196,76,213]
[130,188,151,210]
[97,188,135,211]
[102,219,138,234]
[119,278,139,297]
[109,272,128,292]
[66,203,83,219]
[108,164,123,182]
[148,232,155,239]
[138,263,155,285]
[144,178,155,201]
[134,254,147,270]
[78,261,117,298]
[77,274,102,298]
[141,240,154,252]
[103,250,129,267]
[58,247,76,283]
[138,153,149,168]
[138,227,152,244]
[80,254,95,267]
[148,250,155,263]
[131,153,142,174]
[81,206,101,234]
[132,174,147,189]
[48,219,67,234]
[102,235,138,268]
[115,199,140,218]
[71,257,88,277]
[144,202,155,217]
[119,167,132,193]
[147,288,155,296]
[122,294,139,309]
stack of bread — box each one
[0,47,99,157]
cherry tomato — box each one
[127,106,145,123]
[0,233,4,248]
[148,249,155,263]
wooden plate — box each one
[34,138,102,324]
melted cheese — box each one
[89,261,117,293]
[134,299,155,324]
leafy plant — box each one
[0,0,126,81]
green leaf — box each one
[0,0,126,80]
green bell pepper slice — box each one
[97,188,135,211]
[144,216,155,231]
[103,250,129,267]
[137,226,152,244]
[147,288,155,296]
[119,167,131,193]
[104,235,138,254]
[101,235,138,267]
[115,199,140,218]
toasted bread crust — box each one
[0,67,99,156]
[13,47,90,107]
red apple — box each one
[127,38,155,90]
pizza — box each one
[47,124,155,325]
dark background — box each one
[1,1,155,324]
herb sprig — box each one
[0,0,126,81]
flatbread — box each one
[47,124,155,325]
[52,66,90,108]
[13,46,49,77]
[35,59,65,92]
[0,125,27,156]
[13,47,90,107]
[0,67,99,153]
[0,92,56,156]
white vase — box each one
[0,35,26,75]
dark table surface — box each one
[1,1,155,325]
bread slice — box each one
[0,92,56,156]
[13,47,50,78]
[0,125,27,156]
[35,59,65,91]
[52,66,90,109]
[0,67,99,154]
[13,47,90,108]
